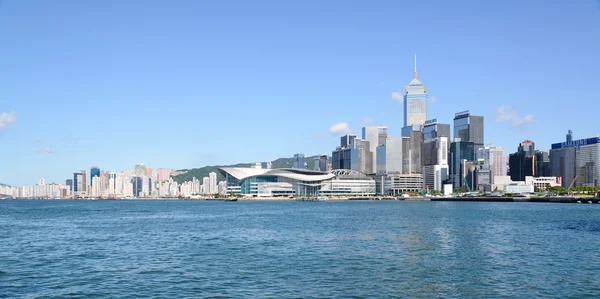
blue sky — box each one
[1,0,599,186]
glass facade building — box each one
[293,154,306,169]
[219,168,375,197]
[90,167,100,184]
[403,63,428,127]
[550,136,600,188]
[453,111,484,151]
[423,122,450,141]
[319,155,328,172]
[449,141,475,189]
[132,176,143,197]
[362,126,388,175]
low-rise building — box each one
[219,167,375,197]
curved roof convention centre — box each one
[218,168,336,182]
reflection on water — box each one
[1,200,600,298]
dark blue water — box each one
[2,200,600,298]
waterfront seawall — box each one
[431,197,600,204]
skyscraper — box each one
[535,151,551,177]
[73,170,87,194]
[477,144,507,184]
[423,119,451,141]
[293,154,306,169]
[453,111,484,151]
[550,131,600,188]
[202,177,210,194]
[350,138,373,174]
[449,140,475,189]
[209,172,217,194]
[340,134,356,148]
[132,176,143,197]
[402,125,423,174]
[422,136,449,191]
[376,137,406,175]
[362,126,388,175]
[509,140,536,181]
[403,54,428,127]
[319,155,328,172]
[90,167,100,185]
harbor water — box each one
[2,200,600,298]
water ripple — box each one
[1,200,600,298]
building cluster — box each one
[327,58,585,195]
[3,58,598,199]
[1,164,228,199]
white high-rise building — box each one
[38,178,45,185]
[363,126,388,175]
[376,136,405,175]
[202,177,210,195]
[209,172,217,194]
[422,136,449,191]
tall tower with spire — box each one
[403,54,428,127]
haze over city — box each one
[1,0,599,186]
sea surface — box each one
[2,200,600,298]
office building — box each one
[477,144,507,185]
[449,140,475,189]
[403,55,428,127]
[132,176,143,197]
[376,137,406,175]
[475,162,492,191]
[73,170,87,194]
[332,147,352,170]
[319,155,328,172]
[350,138,373,175]
[332,135,373,175]
[90,166,100,185]
[313,157,320,171]
[422,136,449,191]
[550,132,600,188]
[535,151,551,177]
[509,140,536,181]
[423,119,451,141]
[519,140,536,156]
[362,126,388,174]
[293,153,306,169]
[403,126,423,174]
[341,134,356,148]
[453,110,484,151]
[65,179,73,192]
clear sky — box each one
[1,0,599,186]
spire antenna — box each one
[413,53,418,79]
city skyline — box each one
[1,1,600,186]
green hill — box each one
[171,155,327,184]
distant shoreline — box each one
[2,196,600,204]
